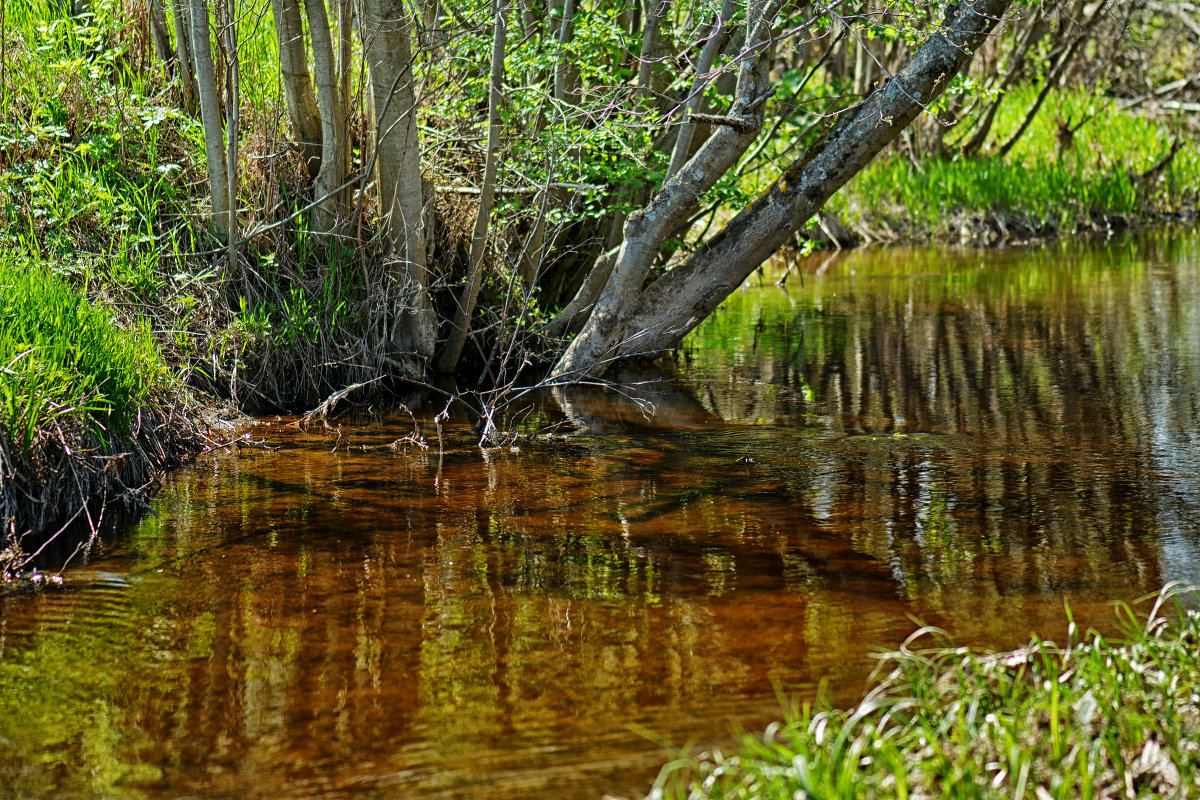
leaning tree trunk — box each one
[550,0,1015,380]
[188,0,231,241]
[361,0,437,370]
[272,0,323,177]
[550,0,784,380]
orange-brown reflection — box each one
[1,233,1199,799]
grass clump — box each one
[0,259,167,450]
[830,88,1200,244]
[0,257,195,581]
[648,585,1200,800]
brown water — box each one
[3,232,1200,799]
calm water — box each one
[3,233,1200,799]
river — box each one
[2,232,1199,799]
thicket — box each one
[5,0,1197,409]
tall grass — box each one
[647,585,1200,800]
[0,258,169,454]
[831,87,1200,242]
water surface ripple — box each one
[3,233,1200,799]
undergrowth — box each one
[0,257,196,582]
[647,585,1200,800]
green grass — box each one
[647,585,1200,799]
[830,87,1200,240]
[0,258,170,454]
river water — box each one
[3,232,1200,799]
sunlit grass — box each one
[647,585,1200,800]
[832,87,1200,240]
[0,258,169,453]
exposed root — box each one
[0,398,203,590]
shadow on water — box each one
[3,231,1200,799]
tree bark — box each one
[437,0,508,373]
[272,0,323,177]
[219,0,240,271]
[170,0,198,113]
[552,0,576,103]
[188,0,230,241]
[148,0,175,69]
[361,0,437,368]
[663,0,737,185]
[304,0,346,233]
[550,0,1014,380]
[637,0,668,99]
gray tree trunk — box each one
[361,0,437,368]
[170,0,198,113]
[663,0,737,185]
[553,0,576,103]
[219,0,240,271]
[304,0,346,233]
[550,0,1014,380]
[437,0,508,373]
[188,0,230,241]
[148,0,175,68]
[272,0,323,177]
[637,0,668,101]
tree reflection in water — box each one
[3,233,1200,800]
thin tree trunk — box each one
[637,0,668,99]
[303,0,345,233]
[994,29,1084,159]
[958,8,1046,157]
[272,0,323,177]
[219,0,240,272]
[664,0,736,185]
[148,0,175,69]
[1,0,7,121]
[336,0,353,184]
[552,0,575,103]
[550,0,1014,379]
[171,0,198,113]
[189,0,230,240]
[438,0,508,373]
[362,0,437,368]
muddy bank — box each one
[0,399,231,588]
[807,207,1199,250]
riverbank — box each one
[819,87,1200,248]
[642,587,1200,800]
[4,0,1199,580]
[0,261,204,586]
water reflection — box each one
[2,233,1200,799]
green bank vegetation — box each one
[830,87,1200,245]
[646,586,1200,800]
[0,260,195,578]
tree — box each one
[550,0,1015,380]
[362,0,438,370]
